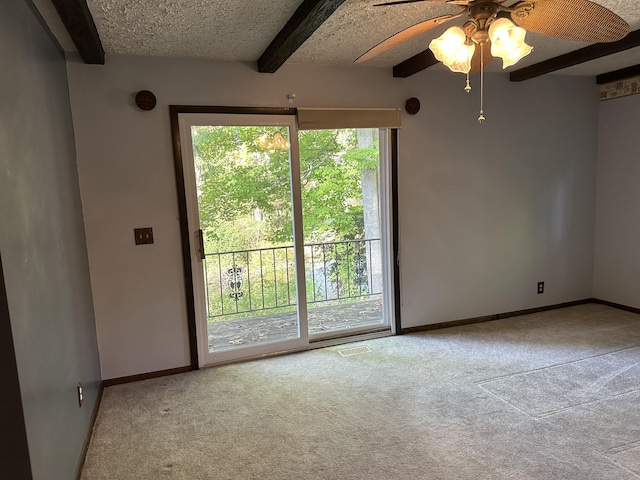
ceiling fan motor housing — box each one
[469,1,498,20]
[468,1,499,44]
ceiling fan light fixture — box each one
[488,18,533,69]
[429,26,475,74]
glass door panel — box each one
[179,114,308,366]
[299,128,389,339]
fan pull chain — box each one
[478,45,485,123]
[465,72,471,93]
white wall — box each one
[66,54,599,378]
[399,72,599,326]
[593,93,640,308]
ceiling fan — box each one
[356,0,630,121]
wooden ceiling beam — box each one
[393,49,439,78]
[49,0,104,64]
[258,0,346,73]
[510,29,640,82]
[597,64,640,85]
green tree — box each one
[192,126,378,252]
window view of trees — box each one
[192,126,379,252]
[191,126,382,321]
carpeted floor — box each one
[81,303,640,479]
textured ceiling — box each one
[87,0,303,61]
[71,0,640,75]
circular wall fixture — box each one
[135,90,157,111]
[405,97,420,115]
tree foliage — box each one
[191,126,378,253]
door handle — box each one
[196,229,205,261]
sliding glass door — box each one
[177,112,393,367]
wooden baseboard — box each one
[75,380,104,480]
[103,365,192,387]
[591,298,640,315]
[401,299,593,334]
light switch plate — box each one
[134,227,154,245]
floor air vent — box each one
[337,345,372,356]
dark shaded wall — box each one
[0,256,32,479]
[0,1,102,479]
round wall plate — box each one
[135,90,157,111]
[405,97,420,115]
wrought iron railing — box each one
[202,239,382,319]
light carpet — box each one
[81,303,640,479]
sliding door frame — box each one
[391,129,402,336]
[169,105,400,369]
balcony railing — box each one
[202,239,382,320]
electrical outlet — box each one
[537,282,544,294]
[77,382,83,408]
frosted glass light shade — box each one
[429,26,476,74]
[488,18,532,69]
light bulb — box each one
[430,26,475,74]
[488,18,532,69]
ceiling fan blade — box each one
[373,0,449,6]
[356,9,465,63]
[470,41,494,75]
[510,0,630,43]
